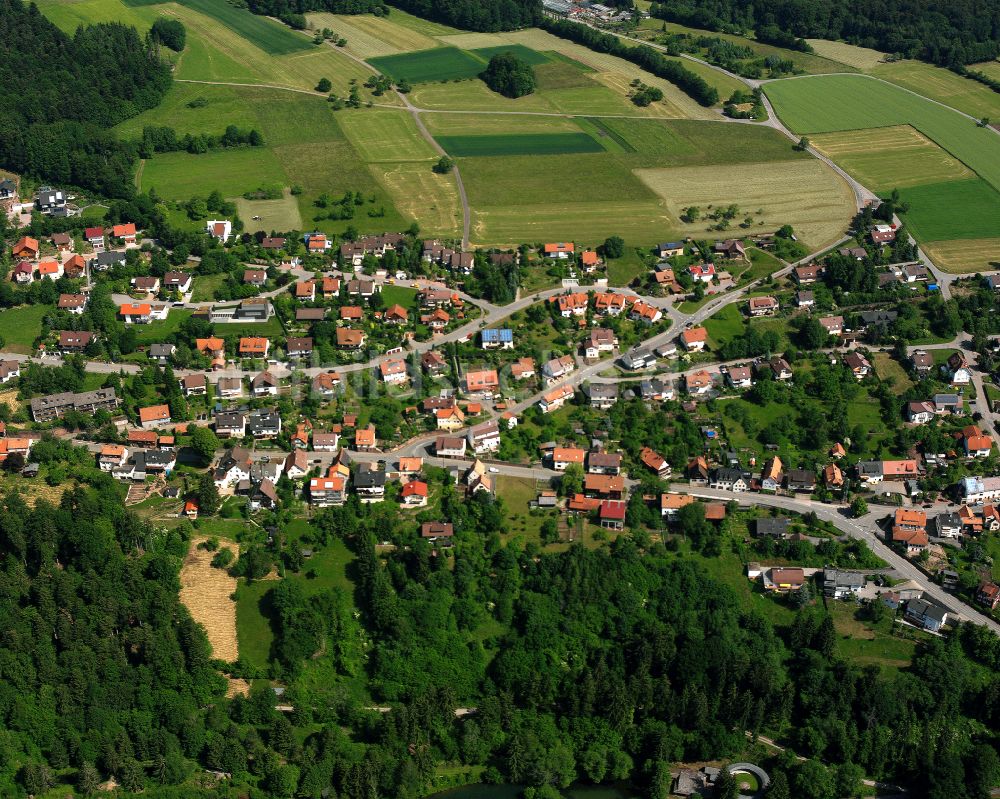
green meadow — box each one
[764,75,1000,192]
[437,132,605,156]
[899,179,1000,241]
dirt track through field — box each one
[179,536,240,662]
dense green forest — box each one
[2,465,997,797]
[246,0,541,32]
[649,0,1000,65]
[0,0,171,198]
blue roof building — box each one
[481,328,514,349]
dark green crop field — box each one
[437,132,605,156]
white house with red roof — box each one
[207,220,232,243]
[84,227,105,252]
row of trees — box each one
[650,0,1000,65]
[541,16,719,105]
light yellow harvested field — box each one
[179,537,240,662]
[635,159,856,249]
[471,199,673,247]
[423,112,583,136]
[922,239,1000,274]
[809,126,975,191]
[337,110,439,161]
[971,60,1000,81]
[375,162,463,237]
[234,189,303,234]
[805,39,885,70]
[437,28,718,119]
[305,12,439,58]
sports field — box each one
[437,132,605,157]
[809,126,974,191]
[764,75,1000,191]
[635,159,856,249]
[899,179,1000,241]
[368,47,485,82]
[922,239,1000,274]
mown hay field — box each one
[180,537,240,662]
[234,189,303,234]
[422,113,583,136]
[139,147,288,199]
[373,162,463,238]
[805,39,885,70]
[175,0,311,54]
[337,110,439,162]
[809,126,975,191]
[305,11,441,58]
[764,75,1000,192]
[635,159,856,249]
[922,238,1000,274]
[437,132,605,157]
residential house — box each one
[587,451,622,475]
[687,456,709,483]
[468,420,500,454]
[421,522,454,543]
[216,377,243,399]
[131,276,160,294]
[688,263,716,283]
[421,308,451,330]
[481,329,514,350]
[355,426,377,452]
[640,447,671,477]
[844,351,872,379]
[680,326,707,351]
[550,292,589,317]
[543,242,575,259]
[436,406,466,431]
[870,224,896,244]
[51,232,73,252]
[823,569,866,598]
[336,328,366,350]
[539,385,574,413]
[786,468,816,493]
[819,316,844,336]
[639,378,674,402]
[630,300,663,324]
[135,404,170,430]
[754,517,789,538]
[685,370,713,396]
[910,350,933,375]
[206,220,232,242]
[385,304,408,325]
[90,250,126,271]
[112,223,138,245]
[148,343,174,365]
[943,352,972,385]
[767,568,805,593]
[977,581,1000,610]
[883,459,918,480]
[794,264,823,284]
[657,241,685,258]
[599,500,626,530]
[859,310,898,329]
[12,261,34,283]
[0,360,20,385]
[295,280,316,302]
[796,291,815,308]
[768,357,793,381]
[309,473,347,506]
[57,294,87,315]
[464,369,499,396]
[660,492,693,519]
[823,463,844,488]
[180,374,207,397]
[239,337,270,359]
[761,456,783,491]
[312,432,340,452]
[34,187,66,215]
[621,348,655,370]
[57,330,95,354]
[286,337,313,359]
[84,227,105,252]
[906,401,935,424]
[962,425,993,458]
[247,409,281,439]
[552,446,586,471]
[905,597,948,632]
[726,365,753,389]
[38,260,63,280]
[435,436,467,459]
[422,350,448,375]
[163,271,192,295]
[244,269,267,287]
[891,508,928,555]
[714,239,747,261]
[543,355,576,381]
[250,371,279,397]
[214,411,246,438]
[581,250,600,271]
[748,296,779,316]
[510,357,536,380]
[11,236,39,260]
[379,359,409,385]
[584,328,617,359]
[935,512,963,539]
[400,481,428,507]
[933,393,962,414]
[306,232,332,252]
[710,467,749,492]
[586,383,618,409]
[312,371,342,397]
[594,292,627,316]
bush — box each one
[480,52,536,98]
[316,77,332,93]
[212,548,235,569]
